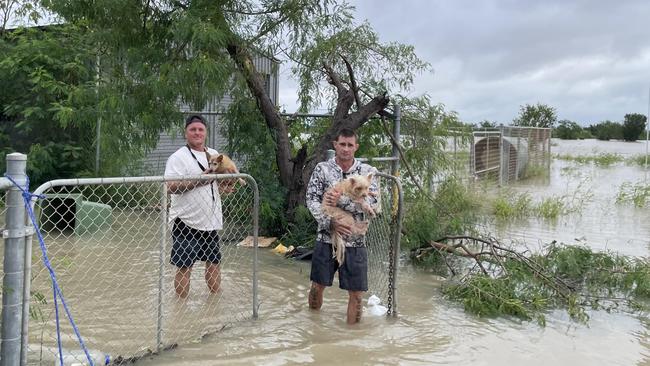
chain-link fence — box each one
[2,156,403,365]
[471,127,552,185]
[23,174,258,364]
[365,173,403,315]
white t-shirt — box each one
[164,146,223,231]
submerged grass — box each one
[626,154,650,168]
[489,179,592,221]
[555,152,624,166]
[536,197,565,220]
[492,192,532,219]
[522,164,550,180]
[616,181,650,208]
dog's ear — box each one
[216,154,224,163]
[349,177,357,186]
[366,173,374,181]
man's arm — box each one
[305,165,331,230]
[165,152,213,193]
[167,178,212,194]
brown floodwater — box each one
[135,138,650,366]
[2,138,650,365]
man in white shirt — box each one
[165,114,231,298]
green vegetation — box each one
[512,103,557,128]
[555,152,624,166]
[440,241,650,325]
[488,183,591,221]
[522,164,550,180]
[536,197,565,220]
[616,181,650,208]
[553,120,591,139]
[403,178,480,253]
[622,113,647,142]
[626,154,650,168]
[588,121,623,141]
[492,191,532,220]
[279,205,317,249]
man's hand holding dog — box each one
[325,189,352,236]
[324,189,341,207]
[205,167,238,194]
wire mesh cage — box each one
[471,127,552,185]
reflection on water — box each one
[492,139,650,257]
[135,254,650,366]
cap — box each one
[185,114,207,128]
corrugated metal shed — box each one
[142,56,279,174]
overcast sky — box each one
[277,0,650,126]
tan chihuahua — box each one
[206,152,246,188]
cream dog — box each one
[322,173,376,264]
[206,152,246,188]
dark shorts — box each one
[310,241,368,291]
[170,218,221,268]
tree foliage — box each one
[554,120,588,140]
[2,1,456,224]
[622,113,647,142]
[416,238,650,325]
[0,25,98,186]
[588,121,622,141]
[512,103,557,128]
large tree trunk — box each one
[227,43,390,219]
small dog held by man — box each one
[322,173,377,264]
[206,152,246,190]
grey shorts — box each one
[170,218,221,268]
[310,241,368,291]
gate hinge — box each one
[2,226,35,239]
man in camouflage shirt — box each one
[306,128,379,324]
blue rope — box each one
[4,174,99,366]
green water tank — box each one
[41,193,113,235]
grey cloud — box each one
[346,0,650,124]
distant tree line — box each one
[471,103,647,142]
[554,113,647,141]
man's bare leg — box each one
[309,282,325,310]
[175,267,192,298]
[347,291,363,324]
[205,262,221,293]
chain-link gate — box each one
[471,126,552,185]
[21,174,258,364]
[3,147,404,364]
[365,172,403,315]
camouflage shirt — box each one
[306,158,379,247]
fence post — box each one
[498,126,505,186]
[391,105,401,177]
[156,183,167,352]
[390,105,401,315]
[252,177,260,320]
[1,153,28,366]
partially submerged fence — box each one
[471,126,552,185]
[365,172,403,315]
[1,152,403,365]
[1,152,260,364]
